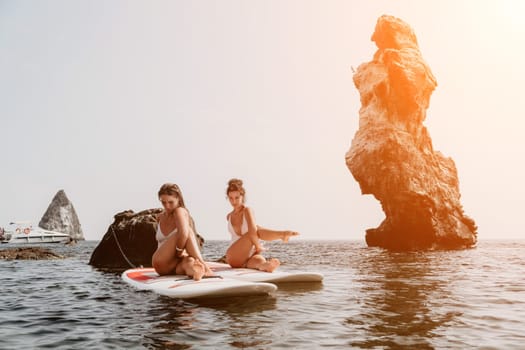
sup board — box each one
[207,262,324,283]
[122,268,277,299]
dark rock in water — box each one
[0,247,64,260]
[39,190,84,240]
[88,209,205,269]
[345,15,477,251]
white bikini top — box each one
[156,223,177,248]
[228,212,249,242]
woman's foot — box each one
[259,258,280,272]
[191,260,205,281]
[281,231,299,243]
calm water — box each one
[1,239,525,349]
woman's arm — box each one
[244,207,264,252]
[244,207,258,235]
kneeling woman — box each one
[152,183,212,280]
[225,178,299,272]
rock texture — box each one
[345,15,477,251]
[0,247,64,260]
[89,209,205,269]
[39,190,84,240]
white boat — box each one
[4,222,70,244]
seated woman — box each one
[152,183,212,280]
[225,178,299,272]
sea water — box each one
[1,239,524,349]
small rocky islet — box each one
[0,246,64,260]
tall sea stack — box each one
[345,15,477,250]
[39,190,84,240]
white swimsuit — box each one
[228,211,260,255]
[156,223,177,248]
[228,213,248,243]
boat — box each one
[3,222,70,244]
[0,227,12,243]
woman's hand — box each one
[254,244,265,254]
[203,262,214,276]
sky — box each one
[1,0,524,241]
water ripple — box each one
[2,240,525,349]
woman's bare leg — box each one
[256,226,299,243]
[226,227,294,272]
[152,233,181,275]
[182,229,213,275]
[227,236,281,272]
[226,234,256,267]
[246,255,281,272]
[153,228,210,277]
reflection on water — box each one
[143,295,278,349]
[349,250,455,349]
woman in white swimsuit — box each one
[152,183,212,280]
[225,178,299,272]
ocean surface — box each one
[1,239,525,349]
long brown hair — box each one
[158,183,186,208]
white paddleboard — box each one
[122,268,277,299]
[207,262,324,283]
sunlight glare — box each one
[500,0,525,33]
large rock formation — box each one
[345,15,477,251]
[39,190,84,240]
[89,209,204,269]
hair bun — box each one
[228,178,243,187]
[226,178,246,196]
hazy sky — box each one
[1,1,524,241]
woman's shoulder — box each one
[242,206,254,216]
[174,206,189,215]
